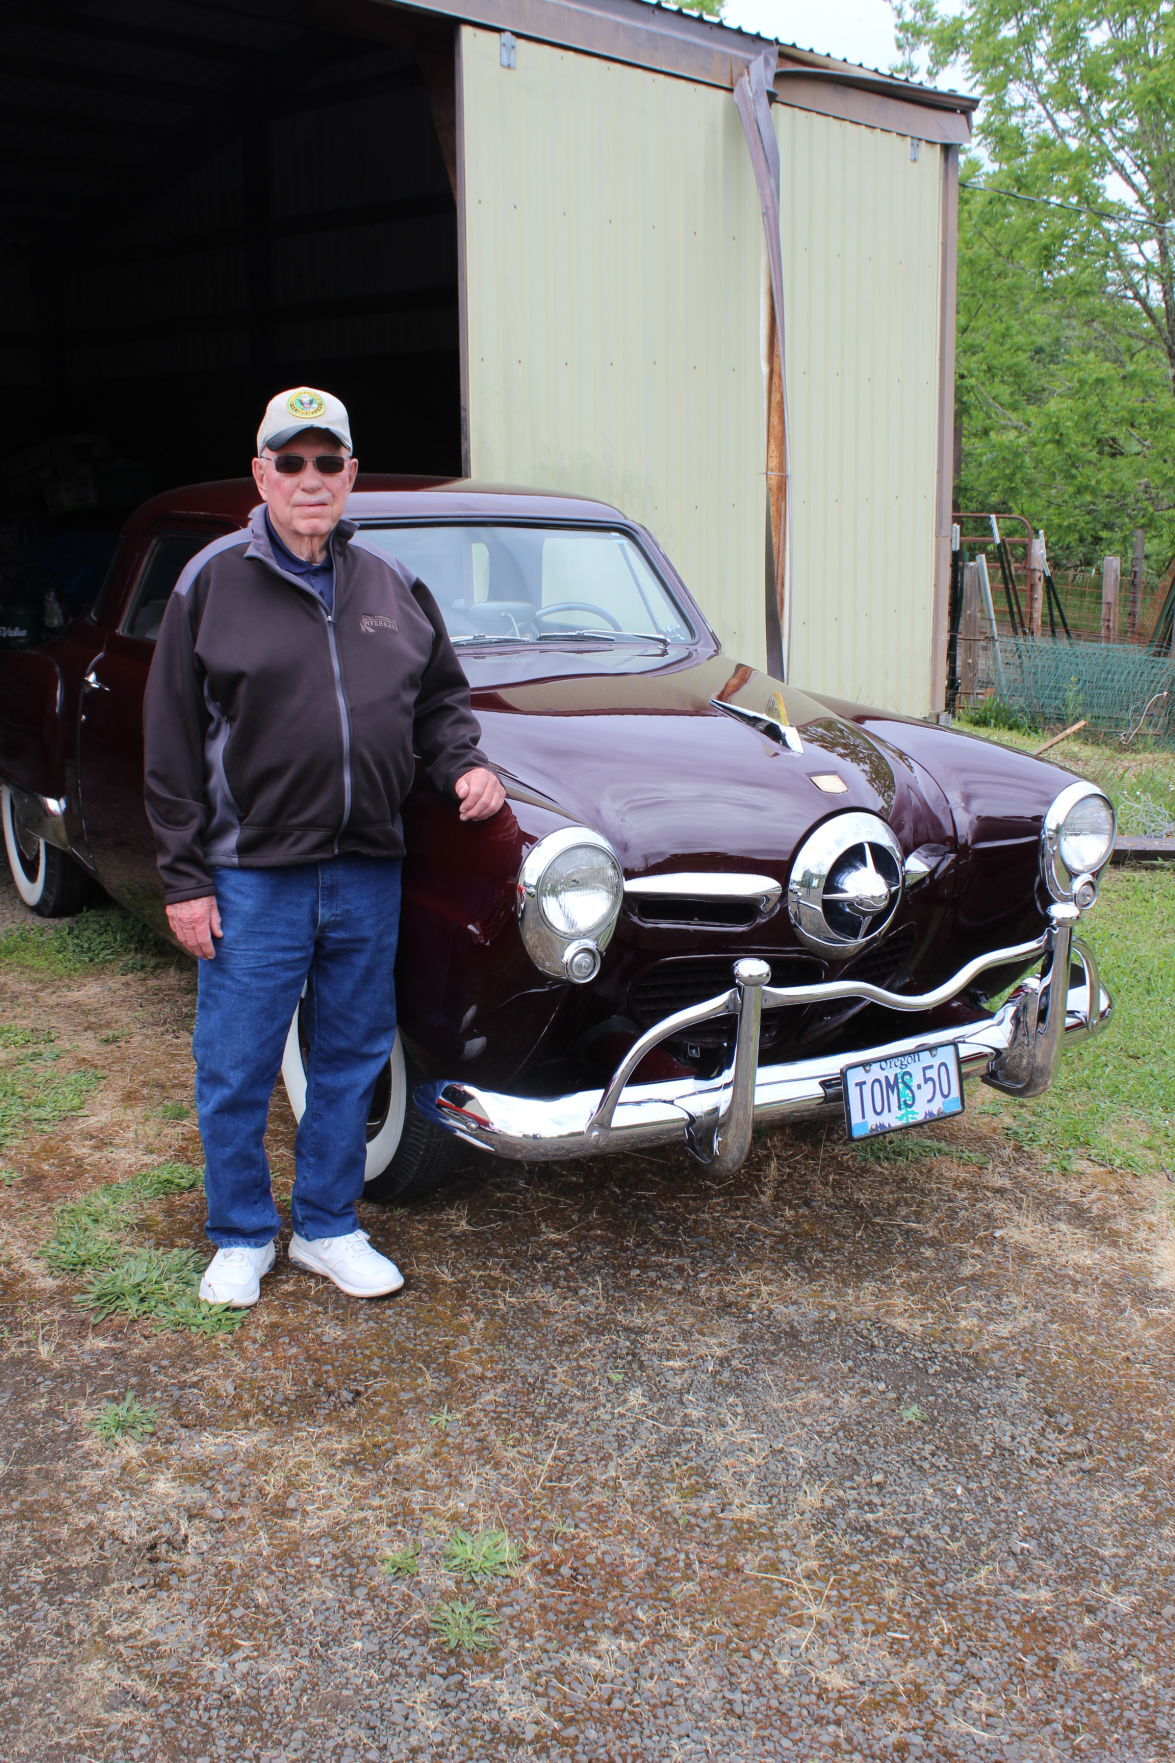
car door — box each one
[76,524,230,924]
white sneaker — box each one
[288,1230,404,1298]
[199,1241,276,1307]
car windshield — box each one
[357,523,695,645]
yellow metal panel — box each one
[775,107,944,715]
[461,27,767,666]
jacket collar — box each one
[243,504,357,574]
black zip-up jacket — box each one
[143,507,488,904]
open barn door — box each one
[2,0,464,623]
[457,25,770,670]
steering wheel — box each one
[532,601,624,632]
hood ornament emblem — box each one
[710,690,803,754]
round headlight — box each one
[1058,794,1115,877]
[1042,782,1115,901]
[539,844,622,938]
[517,828,623,981]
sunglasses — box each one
[265,453,349,475]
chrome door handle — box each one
[83,671,112,693]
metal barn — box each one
[3,0,972,713]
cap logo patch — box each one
[360,613,397,634]
[287,390,326,419]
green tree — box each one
[891,0,1175,571]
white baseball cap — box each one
[257,386,352,454]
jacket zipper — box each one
[322,607,352,851]
[252,541,353,849]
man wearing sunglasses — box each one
[143,386,504,1310]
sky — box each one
[719,0,901,73]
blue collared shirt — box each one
[265,511,335,615]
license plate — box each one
[842,1043,964,1140]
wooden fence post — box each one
[1028,533,1045,637]
[1101,555,1120,644]
[1128,529,1145,641]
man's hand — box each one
[454,766,505,821]
[166,895,223,960]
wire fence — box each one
[968,634,1175,746]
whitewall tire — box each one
[1,786,89,916]
[280,1008,463,1201]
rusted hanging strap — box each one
[734,49,790,680]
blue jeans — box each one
[193,857,401,1247]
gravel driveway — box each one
[1,872,1173,1762]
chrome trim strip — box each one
[624,871,782,914]
[709,695,804,753]
[418,923,1108,1169]
[761,933,1048,1013]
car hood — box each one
[469,654,954,874]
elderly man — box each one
[143,387,503,1308]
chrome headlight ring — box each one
[517,827,623,983]
[1041,781,1116,904]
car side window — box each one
[122,532,218,642]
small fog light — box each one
[1074,876,1098,911]
[564,941,601,983]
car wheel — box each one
[1,786,90,917]
[280,1007,464,1203]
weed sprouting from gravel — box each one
[428,1404,459,1431]
[88,1393,159,1443]
[441,1528,520,1581]
[380,1542,421,1577]
[78,1248,205,1319]
[0,1025,54,1049]
[129,1161,203,1199]
[40,1162,240,1334]
[900,1403,928,1424]
[0,1028,102,1151]
[428,1598,500,1653]
[41,1214,125,1274]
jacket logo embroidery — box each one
[360,613,398,634]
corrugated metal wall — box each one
[460,27,768,666]
[775,107,944,713]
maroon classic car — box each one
[1,478,1115,1199]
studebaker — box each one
[0,477,1114,1198]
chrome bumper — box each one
[416,908,1110,1173]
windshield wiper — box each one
[536,630,671,651]
[450,633,535,647]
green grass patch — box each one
[427,1598,500,1653]
[958,696,1043,736]
[40,1161,239,1334]
[977,866,1175,1177]
[380,1541,421,1577]
[851,1132,989,1168]
[88,1392,158,1443]
[440,1527,520,1581]
[0,906,170,976]
[0,1029,102,1152]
